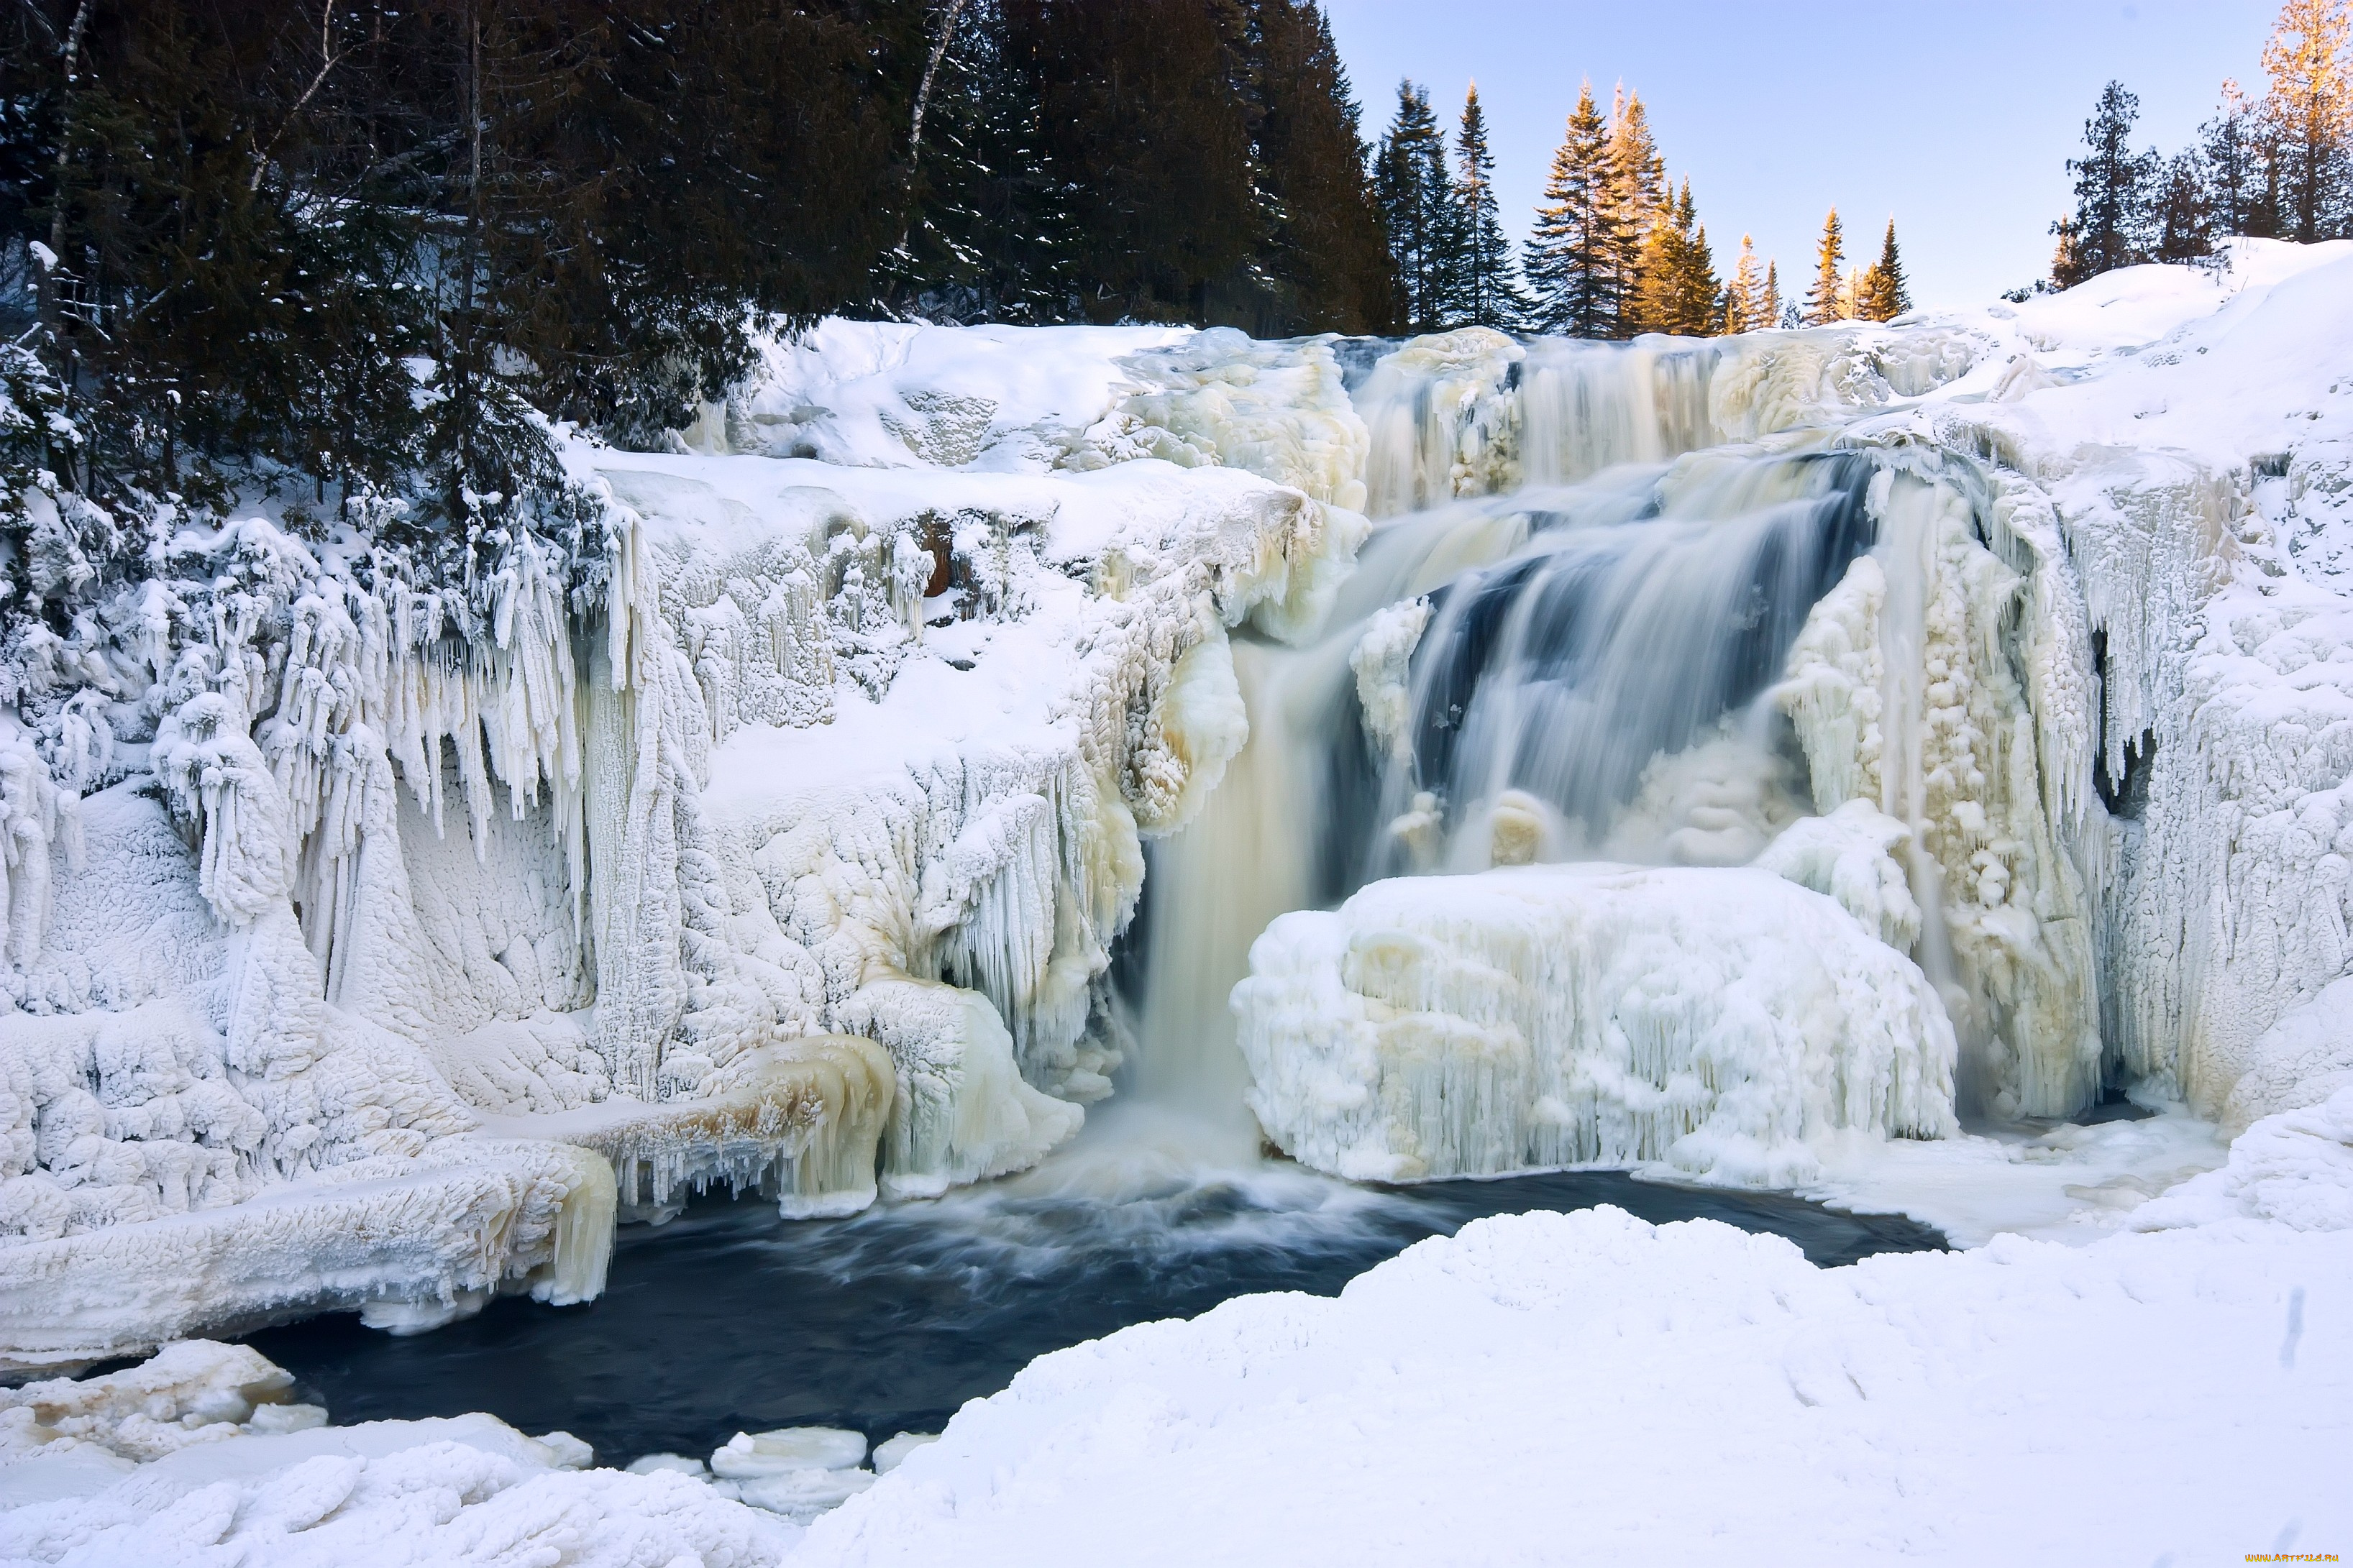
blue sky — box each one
[1322,1,2280,308]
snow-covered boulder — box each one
[1234,862,1957,1186]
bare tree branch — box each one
[250,0,347,193]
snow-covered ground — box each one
[6,241,2353,1562]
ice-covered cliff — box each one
[4,239,2351,1380]
[0,326,1366,1367]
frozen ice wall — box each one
[0,321,1368,1364]
[1218,261,2353,1182]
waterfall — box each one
[1124,336,1904,1136]
[1123,322,2097,1174]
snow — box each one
[1235,862,1955,1186]
[1,311,1368,1359]
[8,241,2353,1564]
[789,1187,2352,1567]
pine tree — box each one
[2053,81,2157,286]
[2257,0,2352,242]
[2203,78,2280,238]
[1376,81,1461,330]
[1522,81,1616,336]
[1603,87,1666,338]
[1760,260,1785,329]
[1454,83,1524,329]
[2148,151,2216,261]
[1245,0,1395,333]
[1632,178,1716,335]
[1722,234,1763,333]
[1804,207,1847,324]
[1855,218,1912,321]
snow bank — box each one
[0,1400,790,1566]
[792,1198,2351,1567]
[1234,862,1955,1186]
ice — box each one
[1,317,1368,1359]
[1234,862,1956,1186]
[711,1428,868,1476]
[870,1433,938,1474]
[0,1408,797,1564]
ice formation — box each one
[0,321,1368,1362]
[1234,863,1956,1185]
[5,231,2352,1426]
[0,1342,793,1565]
[1226,242,2353,1186]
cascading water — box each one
[1129,337,1912,1127]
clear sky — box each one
[1322,0,2280,308]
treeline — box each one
[2047,0,2350,288]
[1374,78,1911,339]
[0,0,1391,531]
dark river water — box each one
[245,1137,1942,1468]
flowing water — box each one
[249,1106,1942,1465]
[247,334,1959,1461]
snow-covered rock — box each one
[1234,863,1956,1186]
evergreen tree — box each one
[2148,151,2216,261]
[1632,178,1716,335]
[1722,234,1763,333]
[1804,207,1847,324]
[1855,218,1912,320]
[1522,81,1615,336]
[2257,0,2351,242]
[2203,78,2281,238]
[1008,0,1266,325]
[1454,83,1524,329]
[1760,260,1785,329]
[1603,87,1666,338]
[1244,0,1396,333]
[1376,81,1461,330]
[2053,81,2157,286]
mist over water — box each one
[250,1104,1942,1465]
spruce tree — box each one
[2053,81,2157,285]
[2148,152,2216,262]
[1632,178,1715,335]
[1856,218,1912,320]
[1455,83,1525,329]
[2202,78,2280,239]
[1522,82,1615,336]
[1603,88,1666,339]
[1246,0,1395,333]
[1760,260,1786,329]
[1804,207,1847,324]
[1723,234,1763,333]
[1376,81,1459,330]
[2257,0,2352,242]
